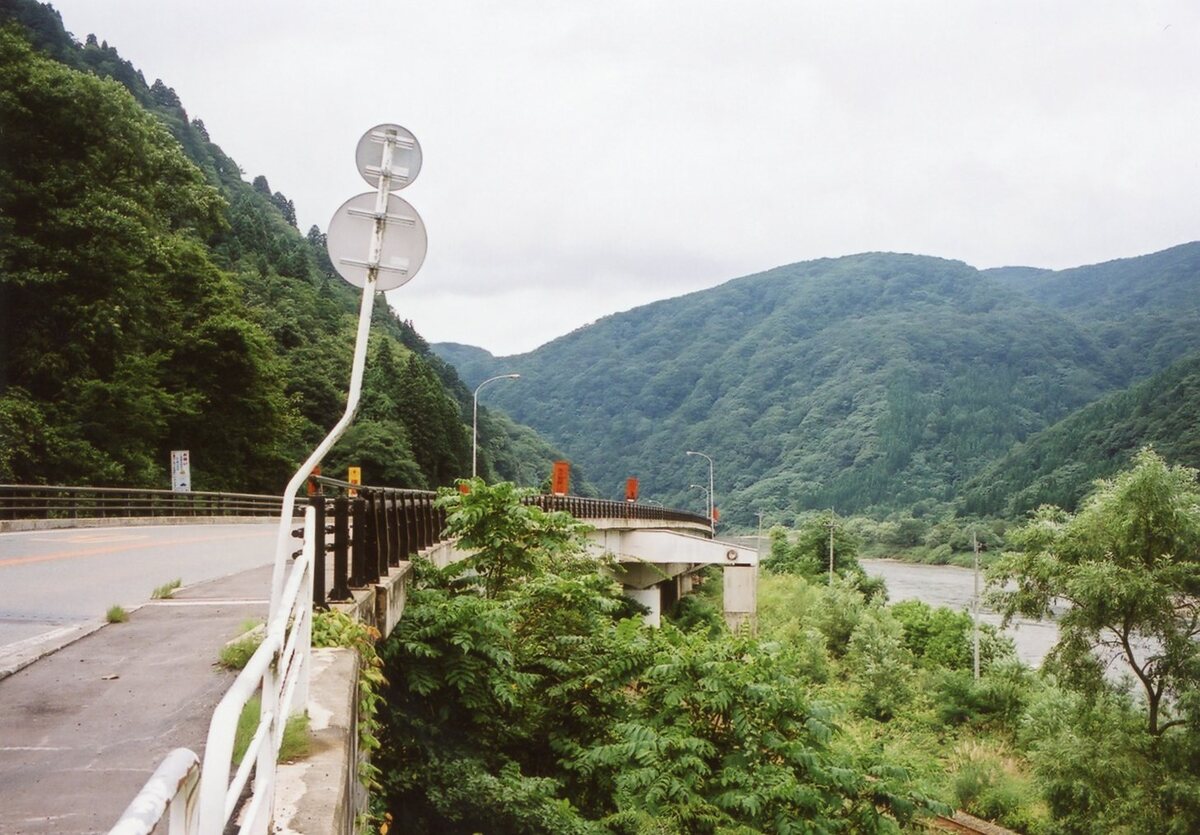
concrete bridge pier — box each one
[586,528,759,632]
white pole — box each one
[756,511,764,560]
[268,133,398,617]
[686,450,714,532]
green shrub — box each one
[813,579,865,657]
[846,606,912,721]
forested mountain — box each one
[0,1,562,492]
[958,351,1200,517]
[435,252,1159,525]
[985,242,1200,380]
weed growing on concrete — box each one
[151,579,182,599]
[218,631,263,670]
[232,697,311,764]
[105,605,128,623]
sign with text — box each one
[551,460,570,496]
[625,477,639,502]
[348,466,361,497]
[170,450,191,492]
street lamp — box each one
[472,374,520,479]
[686,450,714,528]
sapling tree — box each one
[990,448,1200,735]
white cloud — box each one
[49,0,1200,353]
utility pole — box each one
[973,530,981,681]
[756,511,765,560]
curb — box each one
[0,617,109,682]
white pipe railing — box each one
[110,506,315,835]
[109,748,201,835]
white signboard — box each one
[171,450,191,492]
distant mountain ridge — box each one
[958,350,1200,517]
[431,245,1200,526]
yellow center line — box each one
[0,529,276,569]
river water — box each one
[860,558,1060,668]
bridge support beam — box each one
[585,528,758,632]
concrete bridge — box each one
[0,484,759,834]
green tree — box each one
[765,510,861,579]
[435,479,588,598]
[990,448,1200,735]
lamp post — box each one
[686,450,714,528]
[472,373,520,479]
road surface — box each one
[0,523,280,651]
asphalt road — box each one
[0,523,281,651]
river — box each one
[860,558,1060,668]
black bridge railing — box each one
[0,483,287,520]
[304,478,712,608]
[303,479,444,607]
[529,494,711,528]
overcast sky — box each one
[48,1,1200,356]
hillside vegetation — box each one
[436,254,1133,524]
[0,2,563,492]
[437,245,1200,525]
[958,352,1200,516]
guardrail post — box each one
[399,494,414,558]
[372,491,388,580]
[330,497,351,601]
[350,497,368,588]
[413,495,427,551]
[386,493,400,566]
[311,495,328,610]
[364,492,380,585]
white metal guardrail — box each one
[109,506,315,835]
[109,748,201,834]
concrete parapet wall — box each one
[274,647,363,834]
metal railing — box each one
[529,494,711,528]
[109,748,200,834]
[0,484,287,520]
[306,479,444,607]
[302,482,712,609]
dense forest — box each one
[0,0,568,493]
[958,352,1200,517]
[436,245,1200,526]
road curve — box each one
[0,523,279,651]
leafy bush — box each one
[374,481,938,833]
[846,606,912,720]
